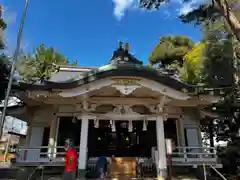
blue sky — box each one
[2,0,203,66]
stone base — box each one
[157,168,167,180]
[195,166,211,180]
[77,169,86,178]
[16,167,40,180]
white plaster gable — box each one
[58,77,190,100]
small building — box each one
[9,43,221,178]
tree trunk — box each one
[214,0,240,41]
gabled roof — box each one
[12,42,198,93]
[13,63,196,93]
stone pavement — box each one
[0,175,199,180]
[0,178,199,180]
[35,176,198,180]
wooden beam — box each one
[55,112,181,120]
[167,99,211,107]
[89,96,159,105]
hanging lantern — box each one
[143,120,148,131]
[94,119,99,128]
[111,120,116,132]
[163,113,168,121]
[128,120,133,132]
[72,116,77,124]
[237,128,240,137]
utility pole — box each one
[0,0,29,138]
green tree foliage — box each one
[17,44,78,83]
[140,0,240,41]
[203,39,234,87]
[149,26,235,86]
[0,5,7,49]
[196,19,234,87]
[179,42,206,84]
[148,35,205,85]
[149,35,194,67]
[0,55,10,101]
[0,5,10,101]
[201,13,240,176]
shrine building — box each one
[7,42,222,178]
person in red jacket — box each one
[62,138,77,180]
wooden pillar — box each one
[156,115,167,179]
[23,107,34,161]
[53,118,59,158]
[176,116,186,148]
[78,116,89,178]
[47,116,58,159]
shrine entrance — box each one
[87,120,157,158]
[88,120,157,178]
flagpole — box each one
[0,0,29,138]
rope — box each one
[27,165,44,180]
[203,161,228,180]
[207,163,227,180]
[203,162,207,180]
[27,166,40,180]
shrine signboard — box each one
[111,78,141,95]
[112,78,140,85]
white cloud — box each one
[179,2,195,15]
[111,0,195,20]
[178,0,207,15]
[112,0,136,20]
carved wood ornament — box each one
[111,78,141,95]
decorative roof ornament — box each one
[0,5,2,18]
[119,41,123,49]
[109,42,143,65]
[124,43,130,52]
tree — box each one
[140,0,240,41]
[148,35,206,85]
[179,42,206,84]
[199,13,240,176]
[17,44,78,83]
[200,18,235,87]
[149,35,194,67]
[0,5,7,49]
[0,5,10,101]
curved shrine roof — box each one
[14,63,197,93]
[12,42,198,93]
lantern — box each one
[94,119,99,128]
[128,120,133,132]
[143,120,148,131]
[110,120,116,132]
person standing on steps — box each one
[62,138,77,180]
[96,156,108,179]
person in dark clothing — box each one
[95,156,108,178]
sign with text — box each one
[113,78,140,85]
